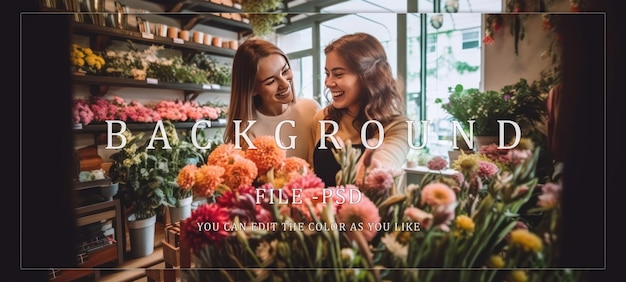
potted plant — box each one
[435,79,547,150]
[108,128,166,258]
[159,124,209,223]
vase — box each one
[184,157,200,166]
[169,196,193,224]
[100,182,119,201]
[473,136,500,152]
[127,213,156,258]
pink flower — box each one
[282,174,325,198]
[537,182,561,209]
[427,156,448,171]
[73,99,94,125]
[431,203,456,232]
[291,187,337,222]
[404,207,433,230]
[420,182,457,207]
[477,161,499,178]
[364,167,394,192]
[337,195,380,242]
[451,172,465,186]
[505,149,533,165]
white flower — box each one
[381,233,408,263]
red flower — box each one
[541,19,552,31]
[182,203,231,253]
[492,21,502,31]
[482,34,495,45]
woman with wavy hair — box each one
[224,38,320,159]
[310,32,410,187]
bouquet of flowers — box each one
[178,136,577,281]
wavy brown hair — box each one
[323,32,405,139]
[223,38,294,146]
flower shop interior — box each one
[21,0,610,281]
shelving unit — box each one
[50,181,124,282]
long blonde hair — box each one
[223,38,295,147]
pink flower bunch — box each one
[123,100,162,122]
[73,99,94,125]
[150,100,223,122]
[537,182,561,209]
[476,160,499,178]
[427,156,448,171]
[479,144,510,164]
[153,100,187,121]
[74,96,223,124]
[90,97,122,122]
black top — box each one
[313,139,365,187]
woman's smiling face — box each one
[324,50,362,115]
[254,54,294,115]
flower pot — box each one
[127,213,156,258]
[100,182,119,201]
[448,150,462,164]
[169,196,193,223]
[473,136,500,152]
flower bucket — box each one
[127,213,156,258]
[169,196,193,223]
[184,157,200,166]
[100,182,119,201]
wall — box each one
[482,0,570,90]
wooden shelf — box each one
[73,120,227,134]
[71,22,237,57]
[50,199,125,281]
[72,75,231,97]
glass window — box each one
[318,13,398,107]
[276,0,503,161]
[462,30,480,49]
[290,56,315,100]
[277,27,312,54]
[418,0,502,12]
[420,13,484,158]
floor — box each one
[97,221,167,282]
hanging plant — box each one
[241,0,286,37]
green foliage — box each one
[435,78,547,136]
[241,0,286,36]
[190,53,232,86]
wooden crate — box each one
[162,240,180,267]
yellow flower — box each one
[486,255,504,268]
[515,138,534,150]
[508,270,528,282]
[509,229,543,254]
[455,215,475,233]
[458,158,477,172]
